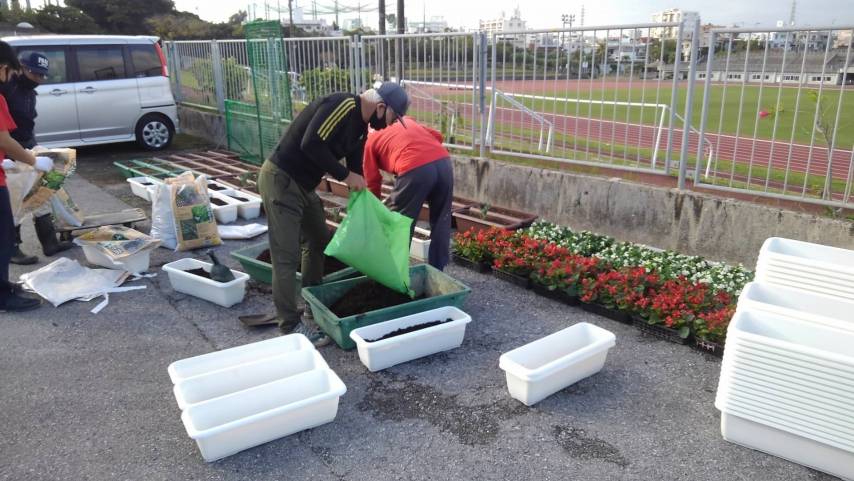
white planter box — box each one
[209,192,239,225]
[722,343,854,392]
[409,226,431,261]
[81,244,152,274]
[206,180,233,193]
[721,412,854,481]
[219,189,262,220]
[727,309,854,368]
[738,282,854,332]
[173,349,328,409]
[162,258,249,308]
[181,368,346,462]
[168,333,314,384]
[127,176,159,202]
[349,306,471,372]
[499,322,616,406]
[759,237,854,276]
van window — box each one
[16,47,68,85]
[129,45,162,77]
[76,46,127,81]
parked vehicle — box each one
[2,35,179,150]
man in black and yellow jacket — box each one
[257,82,410,347]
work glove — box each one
[34,156,54,172]
[1,158,14,170]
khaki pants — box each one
[258,160,328,324]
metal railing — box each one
[695,25,854,208]
[165,22,854,209]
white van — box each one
[2,35,179,150]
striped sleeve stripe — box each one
[318,98,356,140]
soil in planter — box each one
[256,250,350,275]
[330,280,424,318]
[207,183,226,191]
[230,196,252,203]
[413,231,430,241]
[210,197,229,207]
[184,267,228,282]
[364,318,454,342]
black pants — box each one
[0,186,16,300]
[388,158,454,270]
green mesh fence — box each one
[225,21,293,164]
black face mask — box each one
[369,108,388,130]
[17,75,39,90]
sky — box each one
[29,0,854,31]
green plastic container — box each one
[301,264,472,350]
[230,241,359,286]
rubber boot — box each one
[10,225,38,265]
[34,214,73,257]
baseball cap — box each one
[20,52,49,77]
[376,81,410,128]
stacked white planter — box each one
[127,176,161,202]
[169,334,346,462]
[715,238,854,481]
[754,237,854,302]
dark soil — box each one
[413,231,431,241]
[207,183,226,191]
[365,318,454,342]
[230,196,252,203]
[256,249,351,275]
[210,197,229,206]
[330,280,422,318]
[185,267,213,281]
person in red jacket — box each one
[363,116,453,270]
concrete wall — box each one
[452,156,854,269]
[178,106,227,147]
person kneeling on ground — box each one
[363,115,453,270]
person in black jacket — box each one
[5,52,72,265]
[257,82,409,347]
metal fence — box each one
[695,25,854,208]
[165,22,854,209]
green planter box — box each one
[230,241,359,286]
[301,264,472,350]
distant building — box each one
[344,18,363,31]
[836,30,853,48]
[480,7,526,43]
[408,16,448,33]
[651,9,700,39]
[281,6,333,35]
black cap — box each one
[377,81,410,128]
[20,52,49,76]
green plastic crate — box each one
[230,241,359,286]
[301,264,472,350]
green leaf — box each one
[678,326,691,339]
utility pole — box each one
[396,0,404,33]
[580,5,585,27]
[788,0,796,26]
[379,0,386,34]
[335,0,339,29]
[288,0,295,36]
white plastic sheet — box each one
[217,223,268,240]
[19,258,131,307]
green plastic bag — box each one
[325,190,414,296]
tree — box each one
[35,5,101,34]
[146,12,212,40]
[66,0,176,35]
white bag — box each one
[151,181,178,250]
[19,258,129,307]
[50,187,85,227]
[3,161,40,224]
[217,223,268,240]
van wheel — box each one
[136,114,174,151]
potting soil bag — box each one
[151,172,222,251]
[73,225,160,261]
[325,190,414,296]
